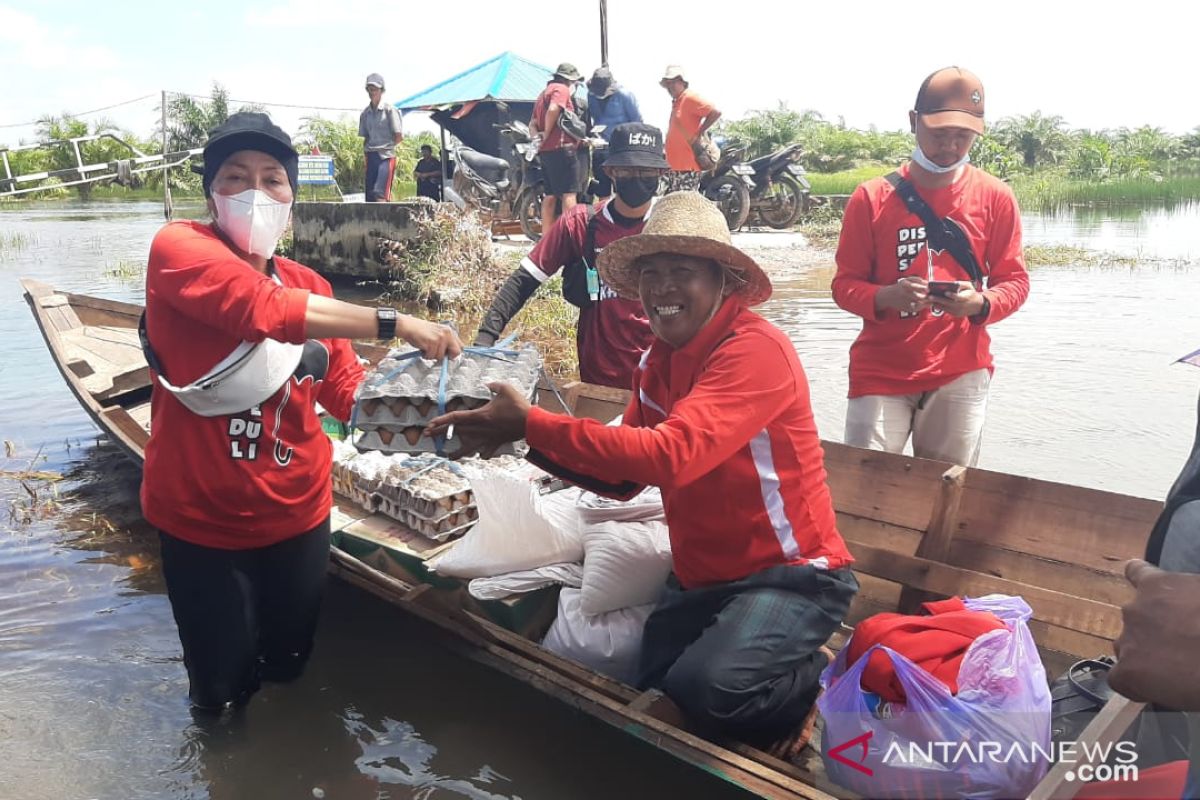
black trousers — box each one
[637,563,858,745]
[159,519,330,710]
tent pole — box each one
[599,0,609,66]
[439,125,448,201]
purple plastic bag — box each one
[817,595,1051,799]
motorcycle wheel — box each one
[517,184,545,241]
[703,175,751,232]
[759,175,807,229]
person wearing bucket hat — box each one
[530,62,586,232]
[659,65,721,192]
[434,191,857,751]
[359,72,404,201]
[474,122,669,389]
[832,66,1029,467]
[142,111,461,713]
[586,67,642,199]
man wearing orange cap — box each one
[832,66,1029,466]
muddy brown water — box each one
[1,199,1198,799]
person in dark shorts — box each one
[530,62,584,234]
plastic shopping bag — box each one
[817,595,1051,799]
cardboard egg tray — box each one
[373,497,479,542]
[351,346,541,456]
[330,443,481,539]
[353,395,489,430]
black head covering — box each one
[200,112,299,198]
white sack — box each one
[429,471,583,578]
[542,588,654,684]
[467,562,584,601]
[579,518,672,616]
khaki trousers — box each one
[844,368,991,466]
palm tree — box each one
[991,112,1070,169]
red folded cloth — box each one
[846,597,1007,702]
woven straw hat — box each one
[597,192,772,305]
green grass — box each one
[103,259,146,280]
[1010,174,1200,211]
[376,205,580,378]
[1023,244,1144,268]
[805,164,893,195]
[0,232,35,250]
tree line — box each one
[6,85,1199,201]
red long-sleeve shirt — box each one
[140,220,365,549]
[526,297,853,588]
[832,164,1029,397]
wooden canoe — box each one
[22,278,1161,800]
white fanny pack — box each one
[139,309,303,418]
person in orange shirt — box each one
[831,67,1029,466]
[660,65,721,193]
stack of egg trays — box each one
[330,441,385,514]
[368,453,479,542]
[351,345,542,456]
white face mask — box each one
[211,189,292,258]
[911,144,970,175]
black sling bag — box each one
[885,171,984,286]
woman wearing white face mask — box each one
[831,67,1030,467]
[142,112,463,713]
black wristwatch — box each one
[376,307,398,340]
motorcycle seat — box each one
[459,149,510,183]
[746,153,775,172]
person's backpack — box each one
[558,107,589,142]
[561,207,602,309]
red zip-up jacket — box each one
[140,221,365,549]
[526,297,853,588]
[832,164,1029,398]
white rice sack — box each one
[579,519,672,616]
[542,588,654,684]
[428,472,583,578]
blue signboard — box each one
[297,155,336,185]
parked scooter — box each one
[444,120,544,239]
[447,120,605,242]
[744,143,812,229]
[509,122,607,242]
[698,141,755,231]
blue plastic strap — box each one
[433,356,450,456]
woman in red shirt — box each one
[143,112,460,712]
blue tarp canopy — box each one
[395,51,553,112]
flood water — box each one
[2,199,1199,799]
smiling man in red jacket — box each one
[832,67,1029,466]
[429,192,857,752]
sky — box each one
[2,0,1197,152]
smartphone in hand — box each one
[928,281,962,299]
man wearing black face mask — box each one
[474,123,669,389]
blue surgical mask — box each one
[911,144,970,175]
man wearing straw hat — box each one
[431,191,857,754]
[832,66,1029,467]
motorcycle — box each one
[511,123,608,242]
[444,119,544,239]
[698,142,755,231]
[743,143,812,229]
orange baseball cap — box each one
[914,67,985,133]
